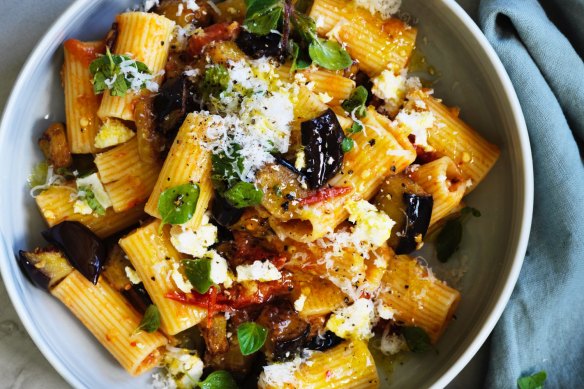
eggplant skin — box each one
[41,222,107,285]
[236,31,282,60]
[395,194,433,254]
[306,331,344,352]
[122,284,153,314]
[301,109,346,189]
[212,194,245,228]
[17,248,74,291]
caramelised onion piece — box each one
[374,175,433,254]
[235,31,282,60]
[41,222,107,285]
[17,248,73,290]
[301,109,346,189]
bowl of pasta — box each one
[0,0,532,388]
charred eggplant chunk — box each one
[41,222,107,285]
[374,175,433,254]
[306,330,343,352]
[17,248,73,290]
[256,301,311,361]
[154,76,197,136]
[212,194,245,228]
[301,109,346,189]
[235,31,282,60]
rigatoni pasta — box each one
[19,0,501,386]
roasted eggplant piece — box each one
[201,314,229,355]
[38,123,72,169]
[17,248,73,290]
[154,75,196,136]
[212,194,245,228]
[235,31,282,60]
[374,175,433,254]
[101,244,152,313]
[301,109,346,189]
[134,96,165,164]
[256,301,310,361]
[306,330,343,352]
[41,221,107,285]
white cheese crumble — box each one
[294,149,306,171]
[326,298,375,340]
[355,0,402,19]
[170,262,194,294]
[94,118,135,149]
[152,346,204,389]
[380,328,408,356]
[74,173,112,214]
[169,214,217,257]
[125,266,141,285]
[372,69,406,102]
[294,294,307,312]
[376,301,395,320]
[258,351,313,388]
[345,200,395,247]
[207,250,233,287]
[236,260,282,282]
[394,109,436,149]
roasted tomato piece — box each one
[187,21,240,56]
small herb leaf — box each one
[137,305,160,333]
[89,48,151,97]
[237,322,268,355]
[290,41,312,72]
[77,186,106,216]
[402,326,431,353]
[224,182,264,208]
[158,183,201,226]
[198,370,238,389]
[341,137,354,153]
[435,218,463,263]
[517,371,547,389]
[183,258,213,294]
[308,39,352,71]
[342,86,368,118]
[348,121,364,134]
[244,0,284,36]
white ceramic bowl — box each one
[0,0,533,388]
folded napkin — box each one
[478,0,584,387]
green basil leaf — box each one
[435,218,462,263]
[223,182,264,208]
[517,371,547,389]
[294,0,314,13]
[89,49,151,97]
[92,71,107,94]
[402,326,431,353]
[308,38,352,71]
[341,137,354,153]
[435,206,480,263]
[341,86,368,118]
[237,322,268,355]
[111,74,129,97]
[244,0,284,36]
[183,258,213,294]
[211,149,245,191]
[77,186,106,216]
[158,183,201,226]
[292,11,318,43]
[198,370,238,389]
[348,121,364,134]
[137,305,160,333]
[291,42,312,72]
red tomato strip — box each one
[297,186,352,206]
[188,22,240,56]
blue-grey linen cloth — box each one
[478,0,584,387]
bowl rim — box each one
[0,0,534,388]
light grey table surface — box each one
[0,0,488,388]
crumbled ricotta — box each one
[380,328,408,356]
[394,109,435,149]
[94,118,135,149]
[355,0,402,19]
[170,262,194,294]
[73,200,93,215]
[345,200,395,247]
[372,69,406,102]
[236,260,282,282]
[294,294,307,312]
[326,298,375,340]
[207,250,233,287]
[169,214,217,257]
[153,346,204,389]
[125,266,142,285]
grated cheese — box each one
[236,260,282,282]
[355,0,402,19]
[326,298,375,340]
[125,266,142,285]
[94,118,135,149]
[345,200,396,247]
